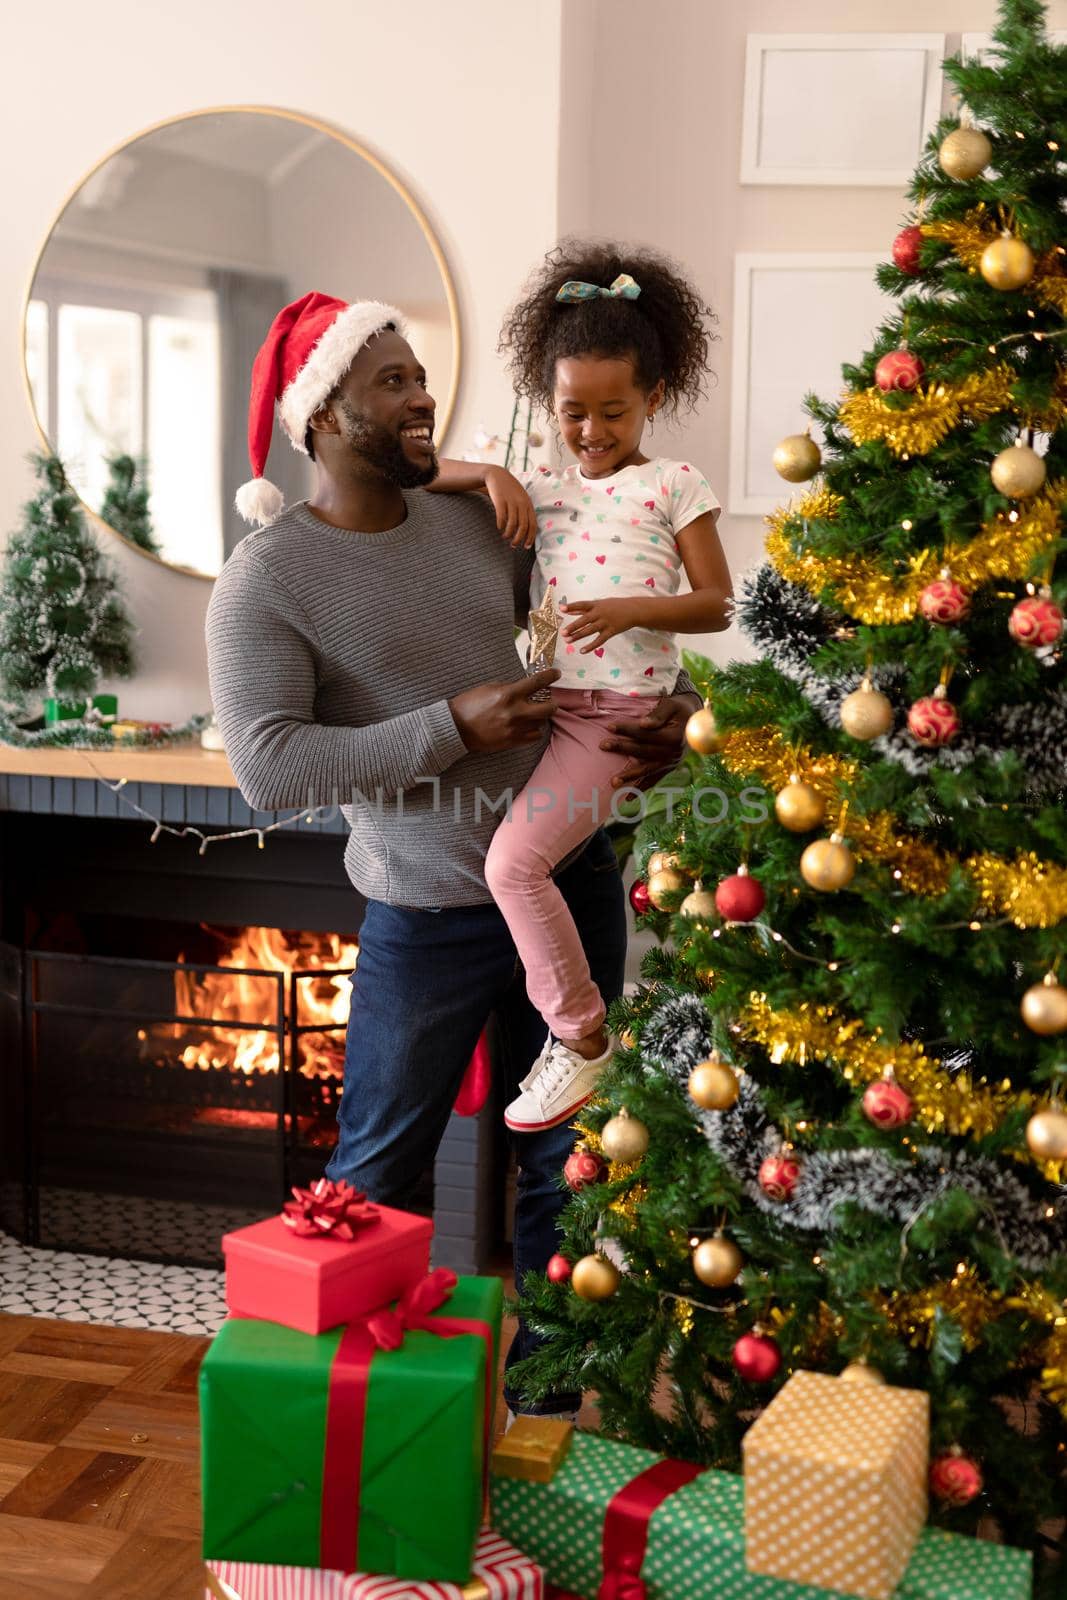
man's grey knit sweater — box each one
[205,491,694,909]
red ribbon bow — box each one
[366,1267,458,1349]
[598,1553,646,1600]
[281,1178,379,1240]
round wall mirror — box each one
[22,107,460,579]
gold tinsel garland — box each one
[718,727,951,896]
[737,992,1036,1144]
[765,486,1063,624]
[921,209,1067,319]
[838,364,1020,457]
[717,725,1067,926]
[970,852,1067,930]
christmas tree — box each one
[99,452,161,556]
[0,452,136,715]
[516,0,1067,1569]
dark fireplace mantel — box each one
[0,749,502,1274]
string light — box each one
[85,760,328,856]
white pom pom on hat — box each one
[234,291,408,526]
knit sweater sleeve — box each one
[205,549,469,812]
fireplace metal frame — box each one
[9,945,359,1259]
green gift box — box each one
[201,1271,502,1584]
[491,1430,1031,1600]
[43,692,118,725]
[898,1527,1031,1599]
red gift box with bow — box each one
[223,1181,433,1335]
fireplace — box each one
[0,803,502,1271]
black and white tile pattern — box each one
[0,1229,227,1335]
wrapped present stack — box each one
[200,1178,542,1597]
[490,1392,1032,1600]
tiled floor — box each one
[0,1233,227,1337]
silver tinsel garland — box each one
[638,994,1066,1272]
[735,566,1067,796]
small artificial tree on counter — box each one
[0,451,135,719]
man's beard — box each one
[335,398,437,488]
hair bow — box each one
[555,273,641,304]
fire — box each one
[141,925,358,1078]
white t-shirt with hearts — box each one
[523,457,721,695]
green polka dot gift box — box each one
[491,1425,1031,1600]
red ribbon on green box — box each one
[549,1459,703,1600]
[320,1268,494,1572]
[201,1270,502,1584]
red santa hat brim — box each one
[276,299,408,449]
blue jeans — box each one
[324,828,626,1413]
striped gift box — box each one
[206,1530,544,1600]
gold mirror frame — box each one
[20,105,462,581]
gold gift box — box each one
[490,1415,574,1483]
[743,1369,929,1600]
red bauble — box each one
[758,1152,800,1201]
[907,694,960,747]
[629,878,652,916]
[1009,595,1064,649]
[875,349,924,393]
[862,1077,914,1129]
[563,1149,607,1191]
[546,1253,573,1284]
[892,224,924,275]
[714,870,766,923]
[930,1450,983,1506]
[919,579,970,626]
[732,1331,782,1383]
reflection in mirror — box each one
[24,109,458,578]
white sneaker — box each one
[504,1037,613,1132]
[516,1033,554,1093]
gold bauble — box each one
[991,443,1046,499]
[647,867,686,909]
[1025,1109,1067,1161]
[1021,973,1067,1036]
[571,1253,621,1301]
[774,779,826,833]
[600,1107,650,1164]
[840,678,894,740]
[692,1234,743,1288]
[800,834,855,892]
[840,1362,886,1385]
[688,1056,740,1110]
[772,432,822,484]
[685,704,726,755]
[620,1027,638,1050]
[647,849,681,877]
[938,126,993,179]
[681,886,718,920]
[980,233,1035,291]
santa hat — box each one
[235,290,408,526]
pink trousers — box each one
[484,687,660,1040]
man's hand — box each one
[484,466,538,548]
[600,692,694,789]
[560,598,640,652]
[449,668,559,752]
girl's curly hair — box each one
[498,239,717,418]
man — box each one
[206,291,700,1417]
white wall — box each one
[558,0,1067,670]
[2,0,564,720]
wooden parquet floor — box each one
[0,1313,208,1599]
[0,1305,547,1600]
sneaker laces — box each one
[531,1042,588,1102]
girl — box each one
[437,241,732,1131]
